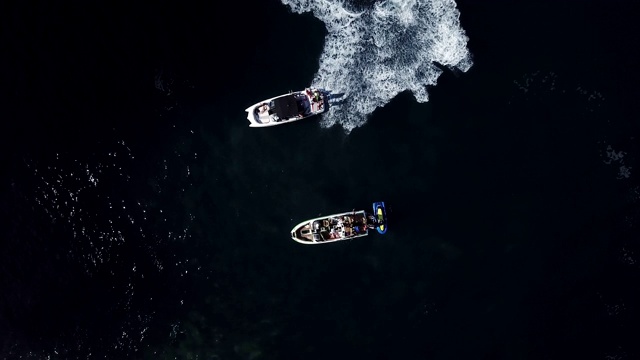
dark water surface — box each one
[2,0,639,359]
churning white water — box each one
[280,0,472,132]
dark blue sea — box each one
[2,0,639,359]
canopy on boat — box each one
[272,94,307,118]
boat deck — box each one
[291,211,369,244]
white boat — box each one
[245,88,327,127]
[290,202,388,245]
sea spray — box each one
[280,0,472,133]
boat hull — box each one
[245,88,327,127]
[290,210,369,244]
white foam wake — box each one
[280,0,472,133]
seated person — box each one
[257,103,269,114]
